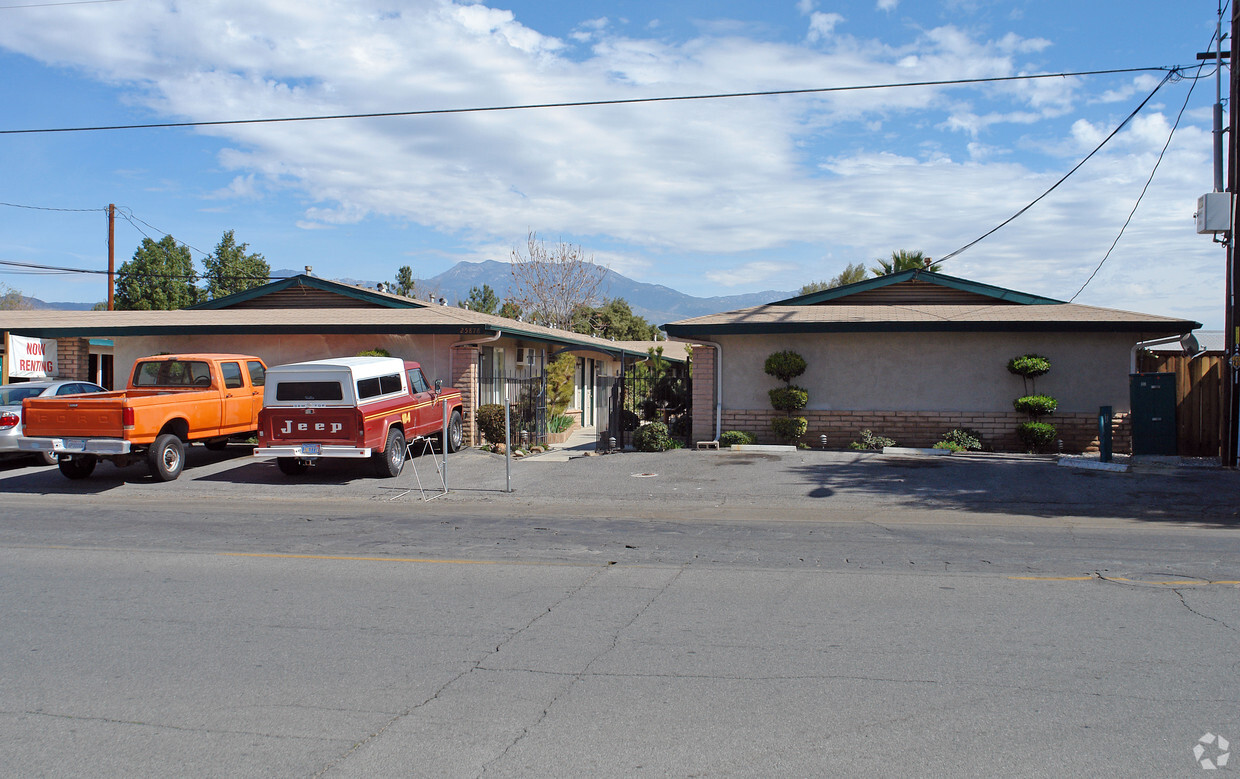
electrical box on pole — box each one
[1196,192,1234,233]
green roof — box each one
[189,274,428,310]
[772,268,1065,306]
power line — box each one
[1069,50,1209,299]
[0,0,122,8]
[937,69,1177,265]
[0,66,1175,135]
[0,201,106,213]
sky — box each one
[0,0,1231,328]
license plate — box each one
[301,443,321,455]
[62,439,86,451]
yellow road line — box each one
[1009,575,1095,581]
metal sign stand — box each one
[390,403,449,502]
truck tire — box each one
[58,455,97,480]
[148,433,185,481]
[444,409,463,453]
[36,451,58,466]
[277,457,307,476]
[373,427,406,478]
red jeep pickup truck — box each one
[254,356,463,477]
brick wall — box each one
[720,408,1133,454]
[690,345,716,441]
[451,346,479,446]
[56,338,90,381]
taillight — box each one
[0,411,18,430]
[122,406,135,430]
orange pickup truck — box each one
[20,353,267,481]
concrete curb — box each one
[1057,457,1130,473]
[883,446,953,456]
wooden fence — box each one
[1137,353,1224,457]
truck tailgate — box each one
[22,393,128,438]
[263,407,358,443]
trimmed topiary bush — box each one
[720,430,757,446]
[1013,394,1058,418]
[764,351,807,383]
[770,416,808,441]
[633,421,674,452]
[1017,421,1057,451]
[768,385,809,413]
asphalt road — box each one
[0,446,1237,776]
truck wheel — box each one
[148,433,185,481]
[58,455,97,480]
[277,457,307,476]
[36,451,58,466]
[444,409,463,453]
[373,427,406,478]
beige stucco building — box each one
[0,275,682,447]
[666,270,1199,453]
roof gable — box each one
[190,274,428,310]
[773,269,1064,306]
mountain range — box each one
[20,260,792,326]
[332,260,792,326]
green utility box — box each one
[1129,373,1177,456]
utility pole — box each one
[107,203,115,311]
[1226,3,1240,468]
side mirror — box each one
[434,379,443,393]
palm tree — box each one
[871,249,942,276]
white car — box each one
[0,380,107,465]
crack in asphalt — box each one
[312,565,611,779]
[1172,588,1238,633]
[12,709,353,742]
[477,565,685,778]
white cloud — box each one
[0,1,1220,323]
[806,12,845,43]
[876,0,898,10]
[707,261,799,287]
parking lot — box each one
[2,441,1237,528]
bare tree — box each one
[509,232,606,329]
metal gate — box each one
[597,372,692,448]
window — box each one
[221,362,244,389]
[247,361,266,387]
[275,381,343,401]
[407,368,429,394]
[357,373,402,400]
[133,360,212,388]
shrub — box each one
[770,416,808,442]
[549,414,575,434]
[669,414,691,439]
[1017,421,1057,451]
[1007,354,1050,379]
[633,421,674,452]
[476,404,509,444]
[357,347,392,357]
[1013,394,1058,418]
[720,430,757,446]
[768,385,809,413]
[940,427,982,451]
[764,350,807,383]
[619,409,640,432]
[849,429,895,450]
